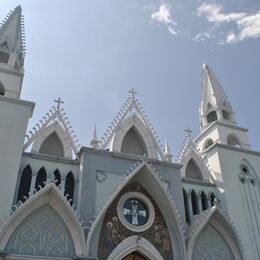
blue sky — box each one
[1,0,260,157]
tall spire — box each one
[0,5,25,66]
[164,139,172,162]
[200,63,236,131]
[90,124,99,149]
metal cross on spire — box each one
[185,127,193,138]
[129,88,137,101]
[54,97,64,110]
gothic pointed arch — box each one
[121,126,147,156]
[64,171,75,205]
[87,161,186,259]
[183,188,190,224]
[199,191,208,211]
[190,190,199,215]
[0,184,86,257]
[179,138,211,181]
[32,123,72,158]
[0,80,5,96]
[185,159,203,180]
[107,235,164,260]
[187,207,243,260]
[111,115,158,159]
[227,134,241,147]
[34,167,47,192]
[17,164,32,203]
[53,169,61,187]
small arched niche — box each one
[121,127,147,156]
[227,134,241,147]
[185,159,203,180]
[207,111,217,123]
[0,51,9,64]
[39,132,65,157]
[0,81,5,96]
[204,139,214,150]
[222,109,231,120]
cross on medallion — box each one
[129,88,137,100]
[54,97,64,110]
[185,127,193,137]
[123,199,147,226]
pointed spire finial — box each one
[164,139,172,162]
[90,124,99,149]
[0,5,24,64]
[54,97,64,110]
[128,88,137,101]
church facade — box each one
[0,6,259,260]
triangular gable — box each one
[24,98,80,159]
[177,133,213,182]
[0,184,87,256]
[99,90,167,161]
[187,206,244,260]
[87,159,186,259]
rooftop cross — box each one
[185,127,193,137]
[129,88,137,100]
[54,97,64,110]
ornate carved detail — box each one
[96,171,107,183]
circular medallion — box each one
[117,192,155,232]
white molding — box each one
[32,123,72,159]
[187,207,243,260]
[86,160,186,259]
[117,192,155,232]
[112,115,158,160]
[0,184,87,257]
[107,235,164,260]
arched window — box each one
[17,165,32,203]
[227,134,241,147]
[204,139,214,150]
[185,159,203,180]
[183,188,190,224]
[210,192,216,206]
[64,172,74,205]
[39,132,65,157]
[207,111,217,123]
[121,127,147,156]
[222,109,230,120]
[34,167,47,192]
[53,169,61,187]
[0,81,5,96]
[0,51,9,63]
[200,191,208,211]
[191,190,199,215]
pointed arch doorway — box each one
[123,251,148,260]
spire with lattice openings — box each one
[200,63,236,131]
[0,5,25,66]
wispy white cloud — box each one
[195,3,260,44]
[150,4,177,35]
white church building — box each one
[0,6,259,260]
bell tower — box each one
[195,63,250,152]
[0,6,34,227]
